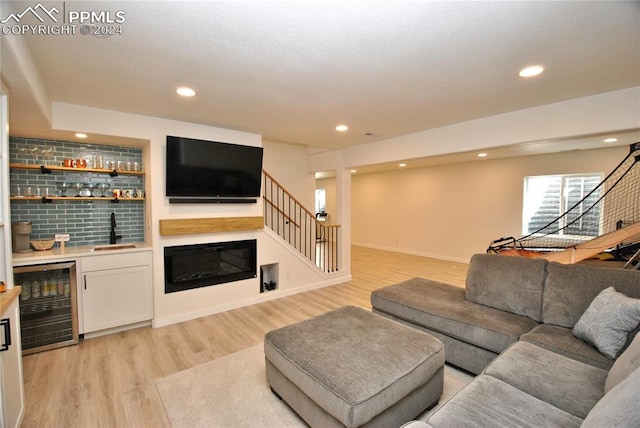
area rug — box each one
[155,344,473,427]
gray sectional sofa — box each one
[406,333,640,427]
[372,254,640,374]
[371,254,640,427]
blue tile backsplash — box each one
[9,137,145,247]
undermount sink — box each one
[93,243,137,251]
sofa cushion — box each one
[605,333,640,393]
[371,278,538,354]
[465,254,547,321]
[482,341,607,418]
[581,367,640,428]
[376,314,501,375]
[573,287,640,359]
[542,262,640,328]
[401,422,431,428]
[520,324,613,370]
[426,375,582,428]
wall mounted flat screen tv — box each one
[166,136,263,201]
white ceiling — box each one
[1,1,639,157]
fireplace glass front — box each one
[164,239,257,293]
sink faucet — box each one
[109,212,122,244]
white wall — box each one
[51,103,348,327]
[351,145,628,262]
[262,139,315,209]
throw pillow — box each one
[573,287,640,359]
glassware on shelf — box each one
[29,145,40,163]
[84,182,97,197]
[93,155,104,169]
[73,182,84,197]
[56,182,72,197]
[97,182,111,197]
[18,146,29,163]
[41,146,54,163]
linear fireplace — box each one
[164,239,257,293]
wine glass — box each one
[73,182,84,197]
[97,182,111,197]
[56,182,70,197]
[85,182,97,197]
[18,146,29,163]
[29,146,40,163]
[41,146,54,163]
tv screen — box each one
[166,136,264,199]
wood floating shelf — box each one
[9,163,144,176]
[10,196,145,202]
[159,216,264,236]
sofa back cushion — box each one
[605,333,640,393]
[581,366,640,428]
[465,254,547,321]
[542,262,640,328]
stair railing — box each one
[263,171,340,273]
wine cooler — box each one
[13,261,79,354]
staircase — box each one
[262,171,340,273]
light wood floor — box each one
[20,246,468,427]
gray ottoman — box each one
[264,306,445,428]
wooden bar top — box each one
[1,287,21,316]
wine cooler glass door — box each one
[13,261,78,354]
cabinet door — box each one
[1,299,25,428]
[82,266,152,333]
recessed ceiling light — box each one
[603,138,618,143]
[350,169,357,174]
[518,65,544,78]
[477,153,488,157]
[75,133,87,139]
[399,163,407,167]
[336,125,349,132]
[176,86,196,97]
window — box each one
[523,174,603,238]
[315,189,326,213]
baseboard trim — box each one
[152,273,351,328]
[351,242,470,264]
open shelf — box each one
[10,196,144,202]
[9,163,144,176]
[260,263,279,293]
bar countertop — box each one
[12,243,151,266]
[1,287,21,316]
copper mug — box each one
[63,159,75,167]
[76,159,87,168]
